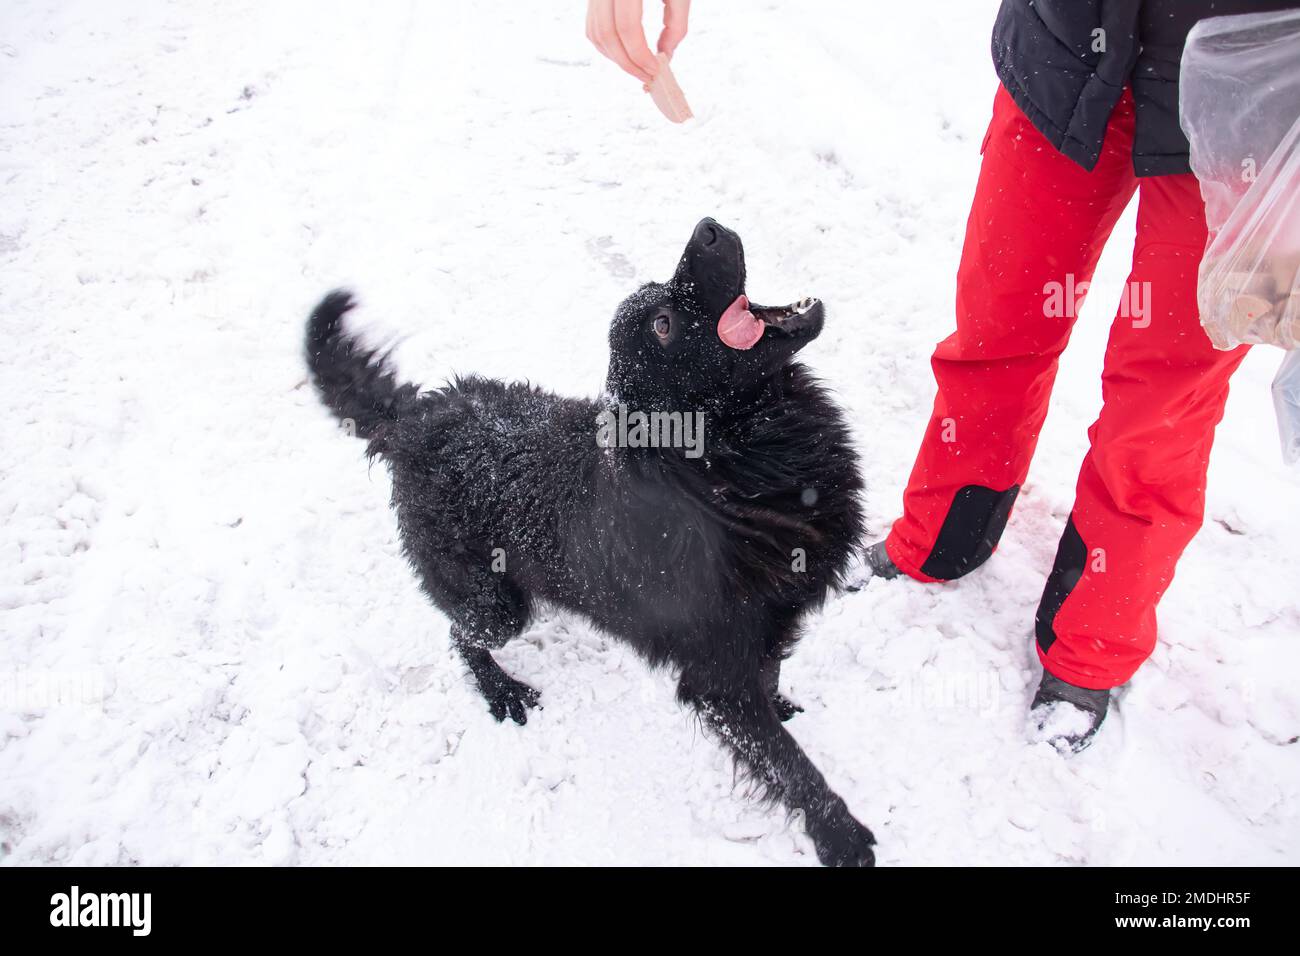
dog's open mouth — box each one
[717,295,823,350]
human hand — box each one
[585,0,690,83]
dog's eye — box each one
[653,314,672,339]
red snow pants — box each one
[884,86,1249,690]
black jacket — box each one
[992,0,1298,176]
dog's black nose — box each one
[695,219,720,248]
[676,218,744,293]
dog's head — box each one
[606,218,824,412]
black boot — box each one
[1029,671,1110,754]
[844,541,901,591]
[865,541,901,580]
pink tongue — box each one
[717,295,764,350]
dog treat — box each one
[644,52,693,124]
[1271,258,1300,298]
[1275,280,1300,346]
[1202,259,1300,348]
[1228,293,1275,341]
[1223,268,1274,297]
[1284,269,1300,340]
[1203,323,1233,350]
[1278,311,1300,349]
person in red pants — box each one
[866,84,1246,751]
[865,0,1297,752]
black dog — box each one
[305,219,874,866]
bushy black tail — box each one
[304,290,421,444]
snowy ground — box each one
[2,0,1297,866]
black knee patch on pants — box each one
[919,484,1020,581]
[1035,515,1086,654]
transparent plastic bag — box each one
[1275,351,1300,465]
[1181,9,1300,350]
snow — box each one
[2,0,1297,866]
[1028,701,1097,753]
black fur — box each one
[305,219,874,866]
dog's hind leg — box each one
[679,677,874,867]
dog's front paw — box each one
[485,676,542,726]
[772,693,804,722]
[811,812,876,867]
